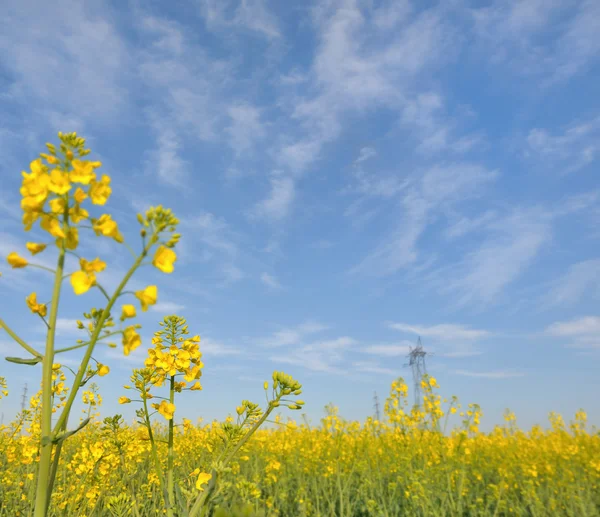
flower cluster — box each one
[144,317,204,390]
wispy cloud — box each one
[151,301,186,314]
[350,163,497,277]
[259,321,328,348]
[198,0,281,39]
[363,342,414,357]
[432,208,551,307]
[525,116,600,174]
[260,272,282,290]
[544,259,600,308]
[251,173,296,222]
[546,316,600,351]
[452,369,524,379]
[352,361,397,376]
[270,336,355,373]
[389,322,489,357]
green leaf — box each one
[5,356,42,366]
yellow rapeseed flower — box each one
[40,215,66,239]
[26,242,47,255]
[70,160,99,185]
[152,246,177,274]
[196,472,212,491]
[80,257,106,274]
[92,214,123,242]
[154,400,176,420]
[118,396,131,404]
[97,364,110,376]
[120,304,137,321]
[47,169,71,195]
[7,252,28,268]
[135,285,157,312]
[70,270,96,295]
[26,292,47,318]
[122,326,142,356]
[89,175,112,205]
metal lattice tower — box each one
[373,391,381,422]
[403,337,432,409]
[21,383,28,413]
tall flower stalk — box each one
[0,132,180,516]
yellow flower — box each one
[40,215,66,239]
[135,285,157,312]
[70,160,99,185]
[118,396,131,404]
[47,168,71,195]
[26,242,47,255]
[74,186,88,203]
[26,292,47,317]
[80,257,106,274]
[122,326,141,356]
[49,197,66,214]
[97,364,110,376]
[120,304,136,321]
[69,203,89,224]
[195,472,212,491]
[70,270,96,295]
[60,227,79,250]
[93,214,123,242]
[7,252,28,268]
[89,175,112,205]
[190,381,203,391]
[152,246,177,274]
[156,400,176,420]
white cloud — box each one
[0,0,128,123]
[200,338,241,356]
[270,336,356,373]
[146,115,189,187]
[355,146,377,164]
[434,208,551,306]
[260,272,282,290]
[363,343,413,357]
[259,320,328,348]
[526,116,600,174]
[252,173,296,222]
[452,369,524,379]
[350,163,497,277]
[54,319,83,334]
[388,322,489,357]
[353,361,397,376]
[151,301,186,314]
[227,103,266,155]
[470,0,599,84]
[546,316,600,337]
[389,323,490,341]
[444,211,497,240]
[545,259,600,307]
[199,0,281,39]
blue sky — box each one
[0,0,599,432]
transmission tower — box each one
[21,383,28,412]
[403,337,432,409]
[373,391,381,422]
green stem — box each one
[33,245,66,517]
[168,375,175,513]
[52,242,150,435]
[143,395,173,517]
[0,318,43,358]
[54,330,121,354]
[189,401,280,517]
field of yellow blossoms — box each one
[0,373,598,517]
[0,133,599,516]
